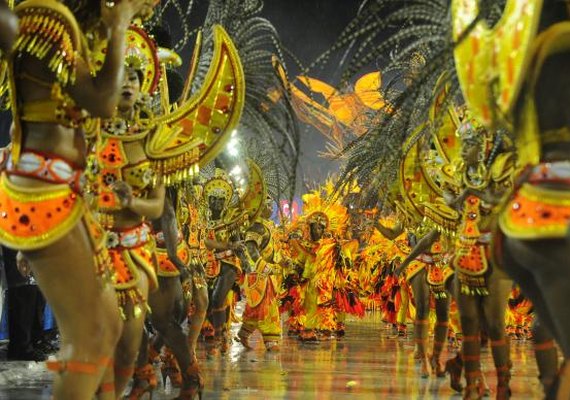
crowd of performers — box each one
[310,1,570,399]
[0,0,304,398]
[1,0,570,400]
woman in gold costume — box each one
[141,191,205,399]
[92,26,164,397]
[441,121,514,399]
[490,2,570,397]
[0,0,145,398]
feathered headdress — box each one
[301,189,348,238]
[203,168,235,209]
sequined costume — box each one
[441,149,515,296]
[0,0,110,276]
[239,218,283,350]
[91,26,162,318]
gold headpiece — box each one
[91,25,160,95]
[203,169,234,207]
[301,190,348,237]
[124,26,160,95]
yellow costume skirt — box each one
[452,243,491,296]
[242,276,281,339]
[426,264,454,299]
[108,224,158,319]
[406,257,453,298]
[0,173,111,277]
[156,240,189,277]
[499,183,570,239]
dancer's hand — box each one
[229,241,246,253]
[0,1,18,55]
[394,260,409,278]
[111,181,134,208]
[101,0,148,30]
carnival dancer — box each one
[374,201,443,378]
[289,191,350,342]
[396,220,456,379]
[279,220,306,336]
[320,2,524,397]
[181,185,209,391]
[238,199,283,351]
[485,2,570,397]
[440,118,515,399]
[202,169,245,356]
[103,22,245,397]
[141,190,205,399]
[0,1,146,398]
[91,25,164,397]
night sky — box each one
[175,0,364,186]
[261,0,362,187]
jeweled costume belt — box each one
[106,223,152,249]
[6,150,84,193]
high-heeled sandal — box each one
[237,327,253,350]
[264,340,280,352]
[148,343,161,365]
[299,330,319,343]
[444,354,463,393]
[160,348,182,388]
[174,358,204,400]
[546,360,570,400]
[463,383,485,400]
[124,364,157,400]
[496,365,512,399]
[206,335,221,358]
[463,373,485,400]
[220,328,230,354]
[419,355,430,379]
[430,354,445,378]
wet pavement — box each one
[0,313,544,399]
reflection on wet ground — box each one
[0,313,544,399]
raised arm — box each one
[396,229,440,276]
[68,0,147,117]
[375,220,404,240]
[0,0,17,55]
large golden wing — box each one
[416,75,461,195]
[240,159,267,223]
[146,25,245,185]
[452,0,543,126]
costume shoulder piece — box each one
[14,0,82,86]
[452,0,543,126]
[146,25,245,186]
[239,159,267,223]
